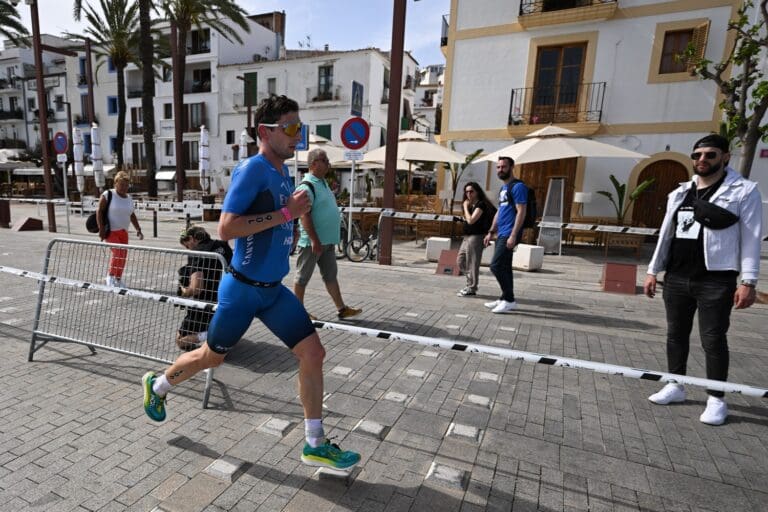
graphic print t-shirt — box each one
[222,154,294,282]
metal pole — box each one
[379,0,407,265]
[29,0,56,232]
[348,160,355,244]
[64,101,73,234]
[84,39,96,124]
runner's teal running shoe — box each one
[301,438,361,470]
[142,371,166,422]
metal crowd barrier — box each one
[28,238,229,407]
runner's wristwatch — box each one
[740,280,757,288]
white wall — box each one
[455,0,519,31]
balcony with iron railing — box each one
[184,80,211,94]
[306,85,341,104]
[0,109,24,120]
[0,78,20,91]
[127,89,143,99]
[507,82,605,130]
[441,14,449,48]
[518,0,617,28]
[74,114,99,125]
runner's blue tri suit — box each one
[207,154,315,353]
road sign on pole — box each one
[295,124,309,151]
[340,117,370,150]
[53,131,68,154]
[351,80,364,117]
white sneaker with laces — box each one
[491,300,518,313]
[700,396,728,426]
[484,299,501,309]
[648,383,686,405]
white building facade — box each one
[439,0,766,226]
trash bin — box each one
[0,199,10,229]
[202,194,219,222]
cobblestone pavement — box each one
[0,204,766,511]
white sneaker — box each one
[115,278,124,288]
[491,300,518,314]
[700,396,728,426]
[105,276,117,287]
[484,299,501,309]
[648,383,686,405]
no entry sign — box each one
[340,117,370,150]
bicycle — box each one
[345,226,378,262]
[336,214,364,259]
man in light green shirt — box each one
[293,149,362,320]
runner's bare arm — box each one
[218,190,310,241]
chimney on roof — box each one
[324,44,329,52]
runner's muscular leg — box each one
[292,332,325,419]
[164,343,226,385]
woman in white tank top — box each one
[97,171,144,287]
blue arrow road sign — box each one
[295,124,309,151]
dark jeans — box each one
[662,272,737,398]
[490,235,515,302]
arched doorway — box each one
[632,159,689,228]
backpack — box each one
[85,190,112,235]
[507,179,537,229]
[477,200,496,233]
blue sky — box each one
[21,0,449,67]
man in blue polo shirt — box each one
[141,95,361,471]
[483,156,527,313]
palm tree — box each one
[74,0,141,170]
[0,0,30,46]
[159,0,250,200]
[138,0,158,197]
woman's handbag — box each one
[85,190,113,235]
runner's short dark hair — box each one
[254,94,299,125]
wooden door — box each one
[631,160,689,228]
[518,157,577,221]
[532,44,586,124]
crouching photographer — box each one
[176,226,232,351]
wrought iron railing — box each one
[0,109,24,120]
[507,82,606,125]
[519,0,616,15]
[441,14,449,47]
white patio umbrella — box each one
[296,142,348,165]
[73,127,85,193]
[479,125,649,164]
[199,125,210,193]
[90,123,105,189]
[362,132,466,196]
[239,129,253,161]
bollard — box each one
[153,210,158,238]
[0,199,10,228]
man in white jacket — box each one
[644,134,762,426]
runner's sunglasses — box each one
[260,121,302,137]
[690,151,719,160]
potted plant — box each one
[596,174,655,226]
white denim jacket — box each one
[647,167,763,281]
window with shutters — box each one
[648,19,710,84]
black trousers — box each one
[662,272,737,398]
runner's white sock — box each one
[152,373,171,396]
[305,418,324,447]
[198,331,208,342]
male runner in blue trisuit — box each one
[142,95,361,470]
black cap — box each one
[693,134,730,153]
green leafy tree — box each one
[597,175,656,226]
[159,0,250,200]
[71,0,141,170]
[685,0,768,178]
[448,142,482,213]
[0,0,30,46]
